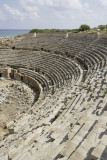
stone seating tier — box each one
[0,33,107,160]
[0,50,82,89]
[12,33,97,58]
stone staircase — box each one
[0,33,107,160]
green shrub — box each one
[71,29,79,33]
[29,29,59,33]
[98,25,107,30]
[29,29,44,33]
[79,24,90,31]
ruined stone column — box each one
[2,68,11,79]
[97,32,101,39]
[65,32,69,38]
[34,33,37,37]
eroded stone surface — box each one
[0,79,38,139]
[0,33,107,160]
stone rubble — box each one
[0,80,38,140]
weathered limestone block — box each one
[2,68,11,78]
[23,75,40,91]
[101,135,107,146]
[91,143,106,160]
[69,150,86,160]
[8,128,14,134]
[60,141,77,157]
[14,72,22,81]
[6,121,14,129]
[0,154,9,160]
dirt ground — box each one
[0,79,38,139]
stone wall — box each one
[2,67,43,105]
[2,68,12,79]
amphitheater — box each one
[0,32,107,160]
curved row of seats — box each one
[18,68,51,94]
[75,36,107,83]
[0,67,106,160]
[12,33,97,58]
[0,50,83,96]
[0,33,107,160]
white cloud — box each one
[20,0,38,12]
[83,2,89,8]
[19,0,82,9]
[99,0,107,6]
[0,10,6,21]
[4,2,39,21]
[17,0,90,22]
[4,4,24,20]
[50,0,90,19]
[20,0,39,19]
[52,1,98,28]
[62,0,82,9]
[36,0,82,9]
[1,0,106,29]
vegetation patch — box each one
[29,24,107,34]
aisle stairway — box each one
[0,33,107,160]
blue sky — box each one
[0,0,107,29]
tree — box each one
[98,25,107,30]
[79,24,90,31]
